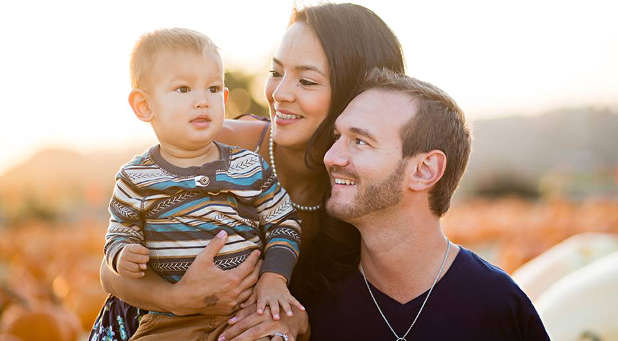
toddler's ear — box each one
[129,88,153,122]
[224,87,229,104]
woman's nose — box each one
[272,76,294,103]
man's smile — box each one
[333,178,356,185]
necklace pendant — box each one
[360,240,451,341]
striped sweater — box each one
[104,142,301,283]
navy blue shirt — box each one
[310,247,550,340]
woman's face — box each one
[265,22,331,149]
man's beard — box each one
[327,160,406,220]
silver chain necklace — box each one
[268,128,321,212]
[359,239,451,341]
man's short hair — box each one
[359,68,471,216]
[130,28,219,89]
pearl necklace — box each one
[360,239,451,341]
[268,132,321,212]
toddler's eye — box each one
[209,85,221,93]
[175,86,191,94]
[269,70,282,78]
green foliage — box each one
[0,198,5,228]
[473,173,540,200]
[225,70,268,119]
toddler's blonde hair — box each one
[130,28,220,89]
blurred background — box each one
[1,0,617,340]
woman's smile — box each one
[265,22,331,148]
[274,109,304,125]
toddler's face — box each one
[146,50,226,151]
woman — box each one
[92,3,405,340]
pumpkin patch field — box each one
[0,219,107,341]
[0,198,617,340]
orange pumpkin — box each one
[63,286,107,331]
[0,333,22,341]
[0,303,81,341]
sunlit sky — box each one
[1,0,617,174]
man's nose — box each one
[324,138,349,169]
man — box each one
[310,69,550,340]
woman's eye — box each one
[299,79,318,86]
[175,86,191,94]
[208,85,221,93]
[269,70,282,78]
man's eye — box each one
[175,86,191,93]
[299,79,318,86]
[355,138,368,146]
[208,86,221,93]
[269,70,282,78]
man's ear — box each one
[129,88,153,122]
[223,87,229,104]
[408,150,447,191]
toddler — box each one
[102,28,302,340]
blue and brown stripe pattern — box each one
[104,142,301,283]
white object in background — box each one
[535,251,618,341]
[512,233,618,301]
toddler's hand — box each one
[116,244,150,278]
[255,272,305,320]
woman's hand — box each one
[100,230,262,316]
[217,302,309,341]
[167,230,262,316]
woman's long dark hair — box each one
[291,3,405,173]
[287,3,406,306]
